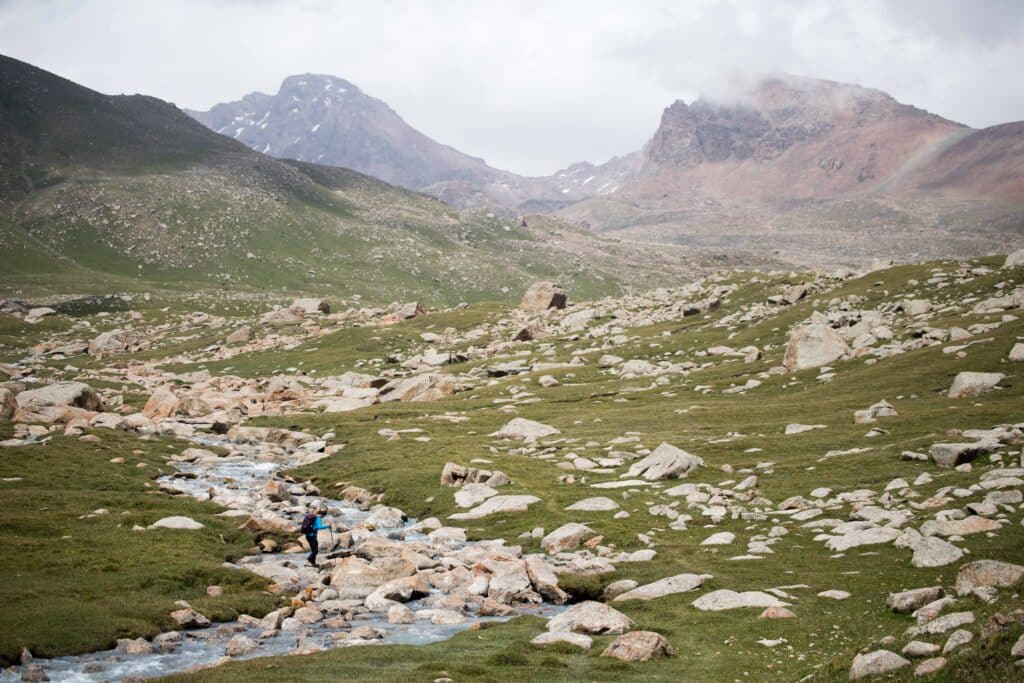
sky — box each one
[1,0,1022,176]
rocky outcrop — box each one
[520,282,566,312]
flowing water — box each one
[2,431,560,682]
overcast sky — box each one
[2,0,1022,175]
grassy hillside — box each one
[0,54,722,305]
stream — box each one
[2,430,561,682]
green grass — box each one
[164,258,1024,681]
[3,258,1023,681]
[0,428,280,665]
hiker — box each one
[301,506,329,567]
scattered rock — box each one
[849,650,910,680]
[600,630,675,661]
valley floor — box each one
[1,256,1023,682]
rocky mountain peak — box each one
[646,74,960,168]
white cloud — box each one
[0,0,1021,175]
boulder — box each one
[902,299,932,316]
[0,386,18,419]
[531,631,592,649]
[1003,248,1024,268]
[625,443,703,481]
[259,307,304,327]
[380,373,457,402]
[1009,343,1024,362]
[521,282,567,312]
[954,560,1024,596]
[490,418,560,442]
[449,495,541,520]
[225,634,258,657]
[613,573,710,602]
[454,483,498,508]
[930,441,999,468]
[524,555,570,604]
[169,607,210,629]
[886,587,944,614]
[291,298,330,315]
[601,631,675,661]
[783,323,849,371]
[849,650,910,680]
[546,601,634,635]
[947,372,1004,399]
[142,386,180,420]
[541,523,594,553]
[914,658,947,676]
[565,497,620,512]
[692,590,788,611]
[15,382,104,412]
[225,326,252,344]
[149,516,204,530]
[88,329,138,355]
[330,557,416,600]
[394,302,425,319]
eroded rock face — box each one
[600,631,675,661]
[521,282,567,312]
[783,323,849,370]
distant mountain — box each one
[187,74,595,211]
[0,54,712,301]
[558,75,1024,265]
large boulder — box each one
[259,307,304,327]
[947,372,1004,399]
[546,601,634,635]
[782,323,849,371]
[692,590,788,611]
[1003,248,1024,269]
[0,386,18,419]
[449,495,541,520]
[613,573,710,602]
[88,329,139,355]
[490,418,560,442]
[148,516,204,530]
[886,587,944,614]
[849,650,910,680]
[142,386,180,420]
[601,631,675,661]
[521,282,567,312]
[954,560,1024,596]
[625,443,703,481]
[380,373,457,402]
[524,555,569,604]
[541,523,594,554]
[565,497,620,512]
[330,557,416,600]
[15,382,104,412]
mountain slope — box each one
[0,54,724,302]
[558,75,1024,265]
[187,74,589,211]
